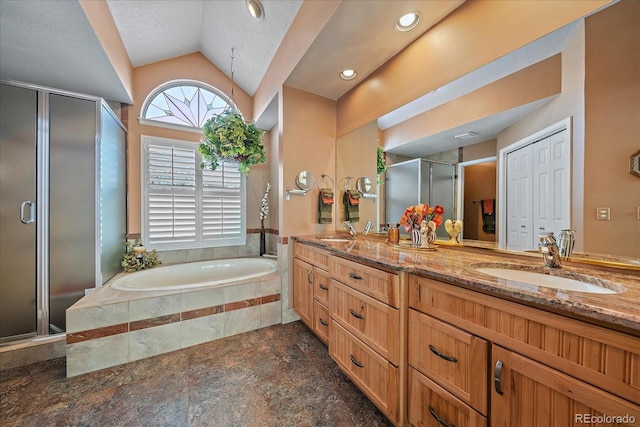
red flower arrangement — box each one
[399,204,444,232]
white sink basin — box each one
[475,267,622,294]
[317,237,354,243]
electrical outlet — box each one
[596,207,610,221]
[637,207,640,221]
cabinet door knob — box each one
[319,284,329,291]
[428,344,458,363]
[428,406,455,427]
[319,318,328,327]
[494,359,504,395]
[349,272,363,280]
[307,270,313,284]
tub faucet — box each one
[343,221,357,238]
[538,232,562,268]
[362,220,373,235]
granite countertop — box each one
[292,235,640,335]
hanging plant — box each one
[199,110,266,175]
[377,145,386,183]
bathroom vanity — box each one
[292,236,640,427]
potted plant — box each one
[199,110,266,175]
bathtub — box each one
[111,257,278,292]
[66,256,282,377]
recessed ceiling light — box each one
[246,0,264,20]
[454,132,477,140]
[340,69,357,80]
[395,12,421,32]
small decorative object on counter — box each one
[444,219,463,244]
[399,203,444,248]
[388,223,400,244]
[121,239,161,272]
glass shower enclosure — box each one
[0,81,127,343]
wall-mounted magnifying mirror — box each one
[357,176,377,199]
[630,150,640,178]
[295,171,315,190]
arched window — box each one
[140,81,246,251]
[140,80,233,131]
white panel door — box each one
[533,130,570,238]
[506,144,533,251]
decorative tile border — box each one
[66,294,280,345]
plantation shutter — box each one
[142,136,246,250]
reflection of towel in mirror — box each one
[343,190,360,222]
[318,188,334,224]
[481,199,495,233]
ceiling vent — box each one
[454,132,477,140]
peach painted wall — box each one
[383,55,562,150]
[583,0,640,258]
[336,0,611,137]
[78,0,133,103]
[497,21,586,251]
[127,52,255,235]
[336,121,379,230]
[280,86,336,237]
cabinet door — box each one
[293,258,314,328]
[409,367,487,427]
[491,345,640,427]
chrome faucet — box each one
[343,221,357,238]
[362,220,373,235]
[538,232,562,268]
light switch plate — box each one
[596,207,610,221]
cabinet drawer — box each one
[409,367,487,427]
[408,309,488,415]
[313,300,330,345]
[409,274,640,405]
[294,243,329,270]
[330,320,399,423]
[313,268,331,306]
[330,256,399,307]
[331,279,400,365]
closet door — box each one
[506,144,533,251]
[0,84,38,340]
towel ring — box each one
[343,176,353,192]
[316,174,335,190]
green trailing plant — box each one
[121,240,161,272]
[377,145,386,183]
[199,110,266,175]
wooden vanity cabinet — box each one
[328,255,404,425]
[293,243,331,343]
[409,274,640,427]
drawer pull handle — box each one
[319,284,329,291]
[349,272,363,280]
[429,406,455,427]
[350,309,365,320]
[307,270,313,284]
[494,360,504,395]
[428,344,457,363]
[349,354,364,368]
[319,318,328,327]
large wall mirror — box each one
[336,1,639,262]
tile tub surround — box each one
[66,272,282,377]
[292,235,640,333]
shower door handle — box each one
[20,201,35,224]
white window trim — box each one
[141,135,246,251]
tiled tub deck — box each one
[66,271,282,377]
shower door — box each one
[0,84,38,340]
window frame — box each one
[141,135,246,251]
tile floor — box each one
[1,321,393,426]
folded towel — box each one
[482,199,494,215]
[318,188,333,224]
[343,190,360,222]
[481,199,495,233]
